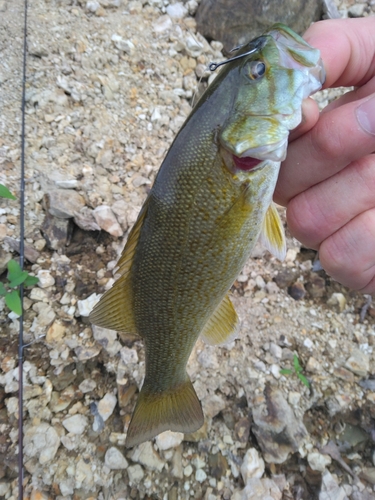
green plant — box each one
[0,183,38,315]
[280,354,310,388]
[0,184,16,200]
[0,260,39,315]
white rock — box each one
[307,452,332,473]
[319,470,347,500]
[37,269,55,288]
[97,392,117,421]
[92,325,121,356]
[24,423,60,464]
[111,34,135,54]
[86,0,100,12]
[130,441,165,472]
[77,292,101,317]
[185,35,203,58]
[195,469,207,483]
[156,430,184,451]
[303,338,314,349]
[127,464,145,483]
[288,391,301,406]
[166,2,187,18]
[202,393,226,418]
[153,14,173,33]
[184,464,193,477]
[348,4,366,17]
[345,348,369,377]
[241,448,265,483]
[234,478,282,500]
[62,414,88,435]
[104,446,128,469]
[79,379,97,393]
[120,346,139,364]
[0,483,10,496]
[269,342,282,359]
[94,205,123,237]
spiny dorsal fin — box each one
[89,197,150,333]
[259,202,286,261]
[200,294,239,346]
[125,377,204,448]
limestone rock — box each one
[97,392,117,421]
[44,189,85,219]
[196,0,322,54]
[62,414,88,435]
[93,205,123,237]
[252,386,308,464]
[24,423,60,464]
[155,430,184,451]
[345,349,370,377]
[104,446,128,469]
[240,448,265,483]
[129,441,165,472]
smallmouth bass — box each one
[90,24,325,447]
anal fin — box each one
[259,202,286,261]
[200,294,239,346]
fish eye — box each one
[247,61,266,80]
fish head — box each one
[219,23,325,174]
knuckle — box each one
[286,192,323,249]
[309,116,347,162]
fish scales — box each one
[90,24,325,447]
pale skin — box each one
[274,17,375,293]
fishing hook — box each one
[209,36,268,71]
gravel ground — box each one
[1,0,375,499]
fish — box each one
[89,23,325,448]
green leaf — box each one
[7,259,23,282]
[298,374,310,388]
[24,275,39,287]
[0,184,16,200]
[9,271,29,288]
[293,354,301,372]
[280,369,293,376]
[5,290,22,315]
[0,282,6,295]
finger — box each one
[288,97,320,142]
[319,207,375,293]
[303,18,375,89]
[286,154,375,249]
[275,93,375,206]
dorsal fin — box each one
[89,198,149,333]
[200,293,239,345]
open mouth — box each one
[232,155,263,171]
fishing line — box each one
[18,0,28,497]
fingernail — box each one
[356,94,375,136]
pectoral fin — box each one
[259,202,286,261]
[89,197,150,333]
[200,294,239,345]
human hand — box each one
[274,17,375,293]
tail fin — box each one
[125,378,204,448]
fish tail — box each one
[125,377,204,448]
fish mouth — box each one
[227,137,288,172]
[232,155,263,171]
[237,137,288,162]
